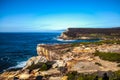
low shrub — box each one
[39,63,48,71]
[67,71,77,80]
[94,52,120,63]
[66,71,120,80]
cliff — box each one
[0,41,120,80]
[59,27,120,40]
[37,42,120,61]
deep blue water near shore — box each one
[0,32,99,72]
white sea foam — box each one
[37,43,46,46]
[15,61,27,68]
[57,38,76,42]
[6,61,27,71]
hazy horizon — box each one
[0,0,120,32]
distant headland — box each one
[59,27,120,40]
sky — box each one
[0,0,120,32]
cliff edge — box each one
[0,41,120,80]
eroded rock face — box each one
[52,60,66,68]
[37,44,96,61]
[37,44,120,63]
[23,56,47,70]
[37,44,61,60]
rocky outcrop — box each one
[52,60,66,68]
[37,44,61,60]
[59,28,120,40]
[0,42,120,80]
[37,44,73,60]
[37,44,120,61]
[23,56,47,70]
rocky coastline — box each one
[0,28,120,80]
[59,28,120,40]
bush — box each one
[82,40,120,45]
[39,63,48,71]
[67,71,77,80]
[27,62,43,70]
[113,70,120,80]
[71,42,80,47]
[66,71,120,80]
[94,52,120,63]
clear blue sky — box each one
[0,0,120,32]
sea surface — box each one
[0,32,99,72]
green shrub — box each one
[39,63,48,71]
[77,76,84,80]
[66,71,120,80]
[27,62,43,70]
[67,71,77,80]
[76,74,98,80]
[71,42,80,47]
[113,70,120,79]
[94,52,120,63]
[83,40,120,45]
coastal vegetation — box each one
[71,40,120,47]
[66,71,120,80]
[94,51,120,63]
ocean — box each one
[0,32,99,72]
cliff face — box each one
[36,44,73,60]
[59,28,120,40]
[0,42,120,80]
[36,43,120,61]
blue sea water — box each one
[0,32,99,72]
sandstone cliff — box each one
[37,43,120,61]
[0,41,120,80]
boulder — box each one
[18,73,30,80]
[40,68,60,76]
[49,76,61,80]
[61,76,68,80]
[52,60,66,68]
